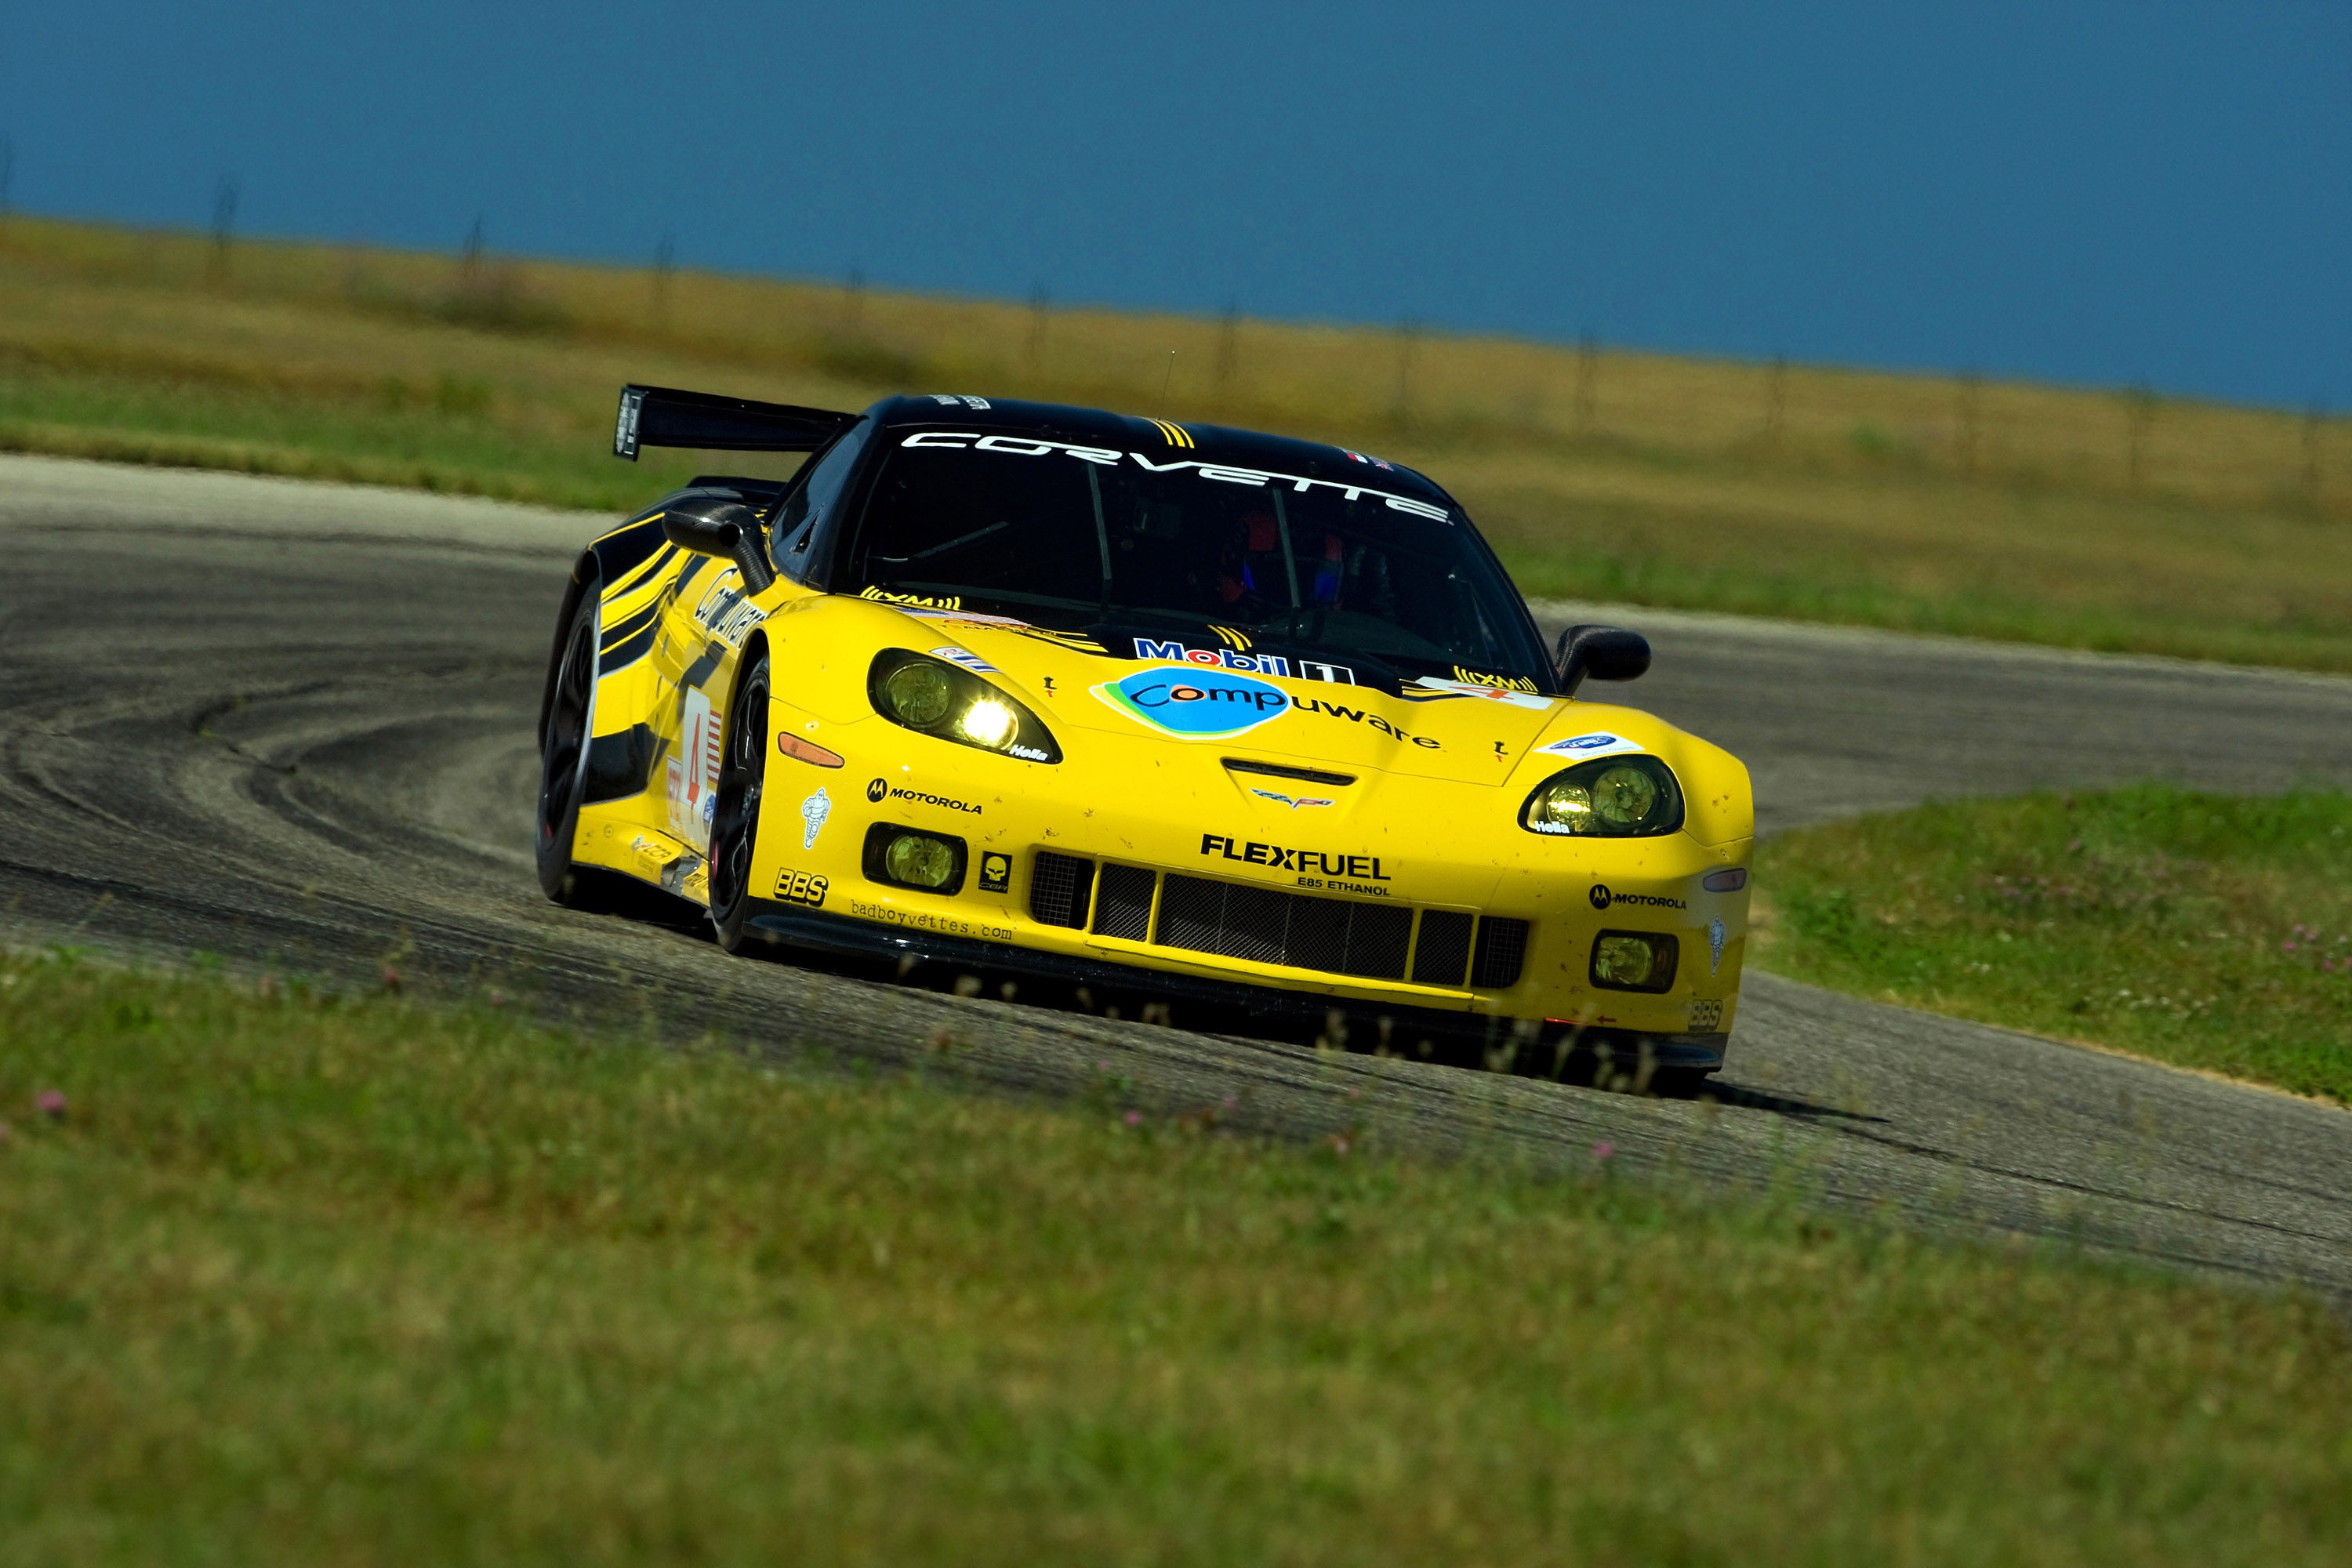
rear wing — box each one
[612,384,858,460]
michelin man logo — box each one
[1708,916,1727,976]
[801,786,832,851]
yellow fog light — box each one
[1590,765,1658,828]
[1594,935,1656,986]
[881,662,954,728]
[958,697,1016,750]
[886,833,957,889]
[1591,931,1679,993]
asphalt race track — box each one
[5,453,2350,1296]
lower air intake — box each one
[1091,864,1156,942]
[1471,916,1530,989]
[1412,909,1474,986]
[1154,874,1412,981]
[1030,851,1094,929]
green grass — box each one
[4,953,2350,1564]
[5,216,2352,669]
[1755,785,2352,1104]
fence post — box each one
[2308,404,2326,514]
[1027,281,1050,366]
[459,216,485,287]
[652,233,675,330]
[1574,332,1598,437]
[208,176,238,283]
[1958,369,1982,477]
[2124,383,2155,492]
[1214,299,1240,408]
[1393,317,1421,430]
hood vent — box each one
[1222,757,1356,789]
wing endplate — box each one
[614,384,858,459]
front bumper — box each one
[742,711,1751,1049]
[742,898,1730,1069]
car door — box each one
[654,420,877,858]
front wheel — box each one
[707,652,770,954]
[535,593,598,904]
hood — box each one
[859,602,1702,789]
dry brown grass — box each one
[4,214,2349,665]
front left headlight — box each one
[1519,753,1683,837]
[867,650,1062,763]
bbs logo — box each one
[774,869,829,908]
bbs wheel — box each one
[707,652,770,954]
[535,593,599,904]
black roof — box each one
[861,394,1456,508]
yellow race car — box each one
[536,387,1753,1081]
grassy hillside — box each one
[2,215,2350,668]
[5,950,2350,1565]
[1755,785,2352,1104]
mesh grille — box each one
[1341,903,1413,978]
[1091,865,1156,942]
[1471,916,1530,989]
[1029,851,1094,929]
[1152,874,1412,981]
[1029,851,1525,993]
[1412,910,1474,986]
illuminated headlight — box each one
[869,651,1062,763]
[1591,931,1679,993]
[958,699,1016,749]
[1520,754,1682,837]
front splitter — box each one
[743,899,1726,1070]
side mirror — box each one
[1555,624,1650,697]
[662,497,775,595]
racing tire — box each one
[535,593,600,905]
[1647,1067,1719,1100]
[707,652,770,955]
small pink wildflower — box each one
[34,1091,66,1120]
[1220,1094,1238,1110]
[1592,1141,1616,1162]
[1123,1110,1142,1127]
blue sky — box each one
[5,2,2345,407]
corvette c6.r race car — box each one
[535,386,1754,1081]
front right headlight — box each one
[1519,754,1683,837]
[868,650,1062,763]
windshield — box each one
[843,430,1552,688]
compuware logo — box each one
[1093,667,1290,739]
